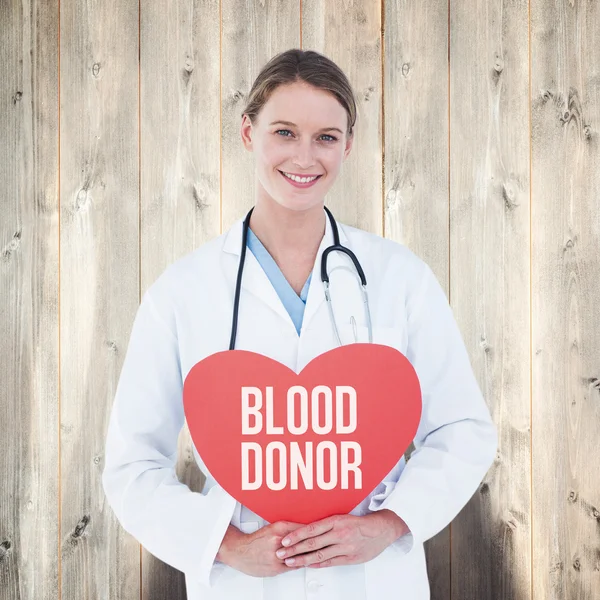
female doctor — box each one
[102,49,498,600]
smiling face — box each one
[241,80,354,213]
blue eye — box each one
[275,129,337,142]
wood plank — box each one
[450,0,531,599]
[382,1,450,597]
[0,1,59,599]
[140,0,222,597]
[531,1,600,598]
[59,1,140,599]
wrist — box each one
[379,509,409,542]
[216,525,242,567]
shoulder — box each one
[339,222,431,286]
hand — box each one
[273,509,409,569]
[216,521,306,577]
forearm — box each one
[369,508,410,545]
[215,524,244,566]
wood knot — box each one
[541,89,554,102]
[363,86,375,102]
[502,180,520,209]
[0,540,11,562]
[92,63,101,77]
[563,237,576,252]
[573,558,581,572]
[2,230,22,261]
[493,54,504,73]
[13,91,23,104]
[71,515,91,540]
[568,490,578,503]
[480,335,491,353]
[402,63,411,77]
[232,90,245,102]
[193,183,210,211]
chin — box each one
[278,198,324,213]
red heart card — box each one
[183,343,421,524]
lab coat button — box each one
[307,579,321,593]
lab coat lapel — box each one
[222,217,294,327]
[221,208,352,336]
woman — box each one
[102,49,498,600]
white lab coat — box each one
[102,209,498,600]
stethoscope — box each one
[229,205,373,350]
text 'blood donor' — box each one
[241,385,362,492]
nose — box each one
[292,140,317,170]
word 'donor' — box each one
[241,440,362,491]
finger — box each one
[277,531,340,559]
[284,544,347,568]
[308,555,355,569]
[274,521,305,537]
[280,517,336,548]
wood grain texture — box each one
[450,1,531,599]
[0,1,59,599]
[531,0,600,598]
[2,1,600,599]
[382,1,450,597]
[140,0,221,596]
[59,0,140,599]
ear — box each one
[343,131,354,160]
[241,114,253,151]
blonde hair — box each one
[242,49,357,137]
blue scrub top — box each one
[246,227,311,335]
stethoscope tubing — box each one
[229,205,372,350]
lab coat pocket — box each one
[364,541,429,599]
[205,558,264,600]
[186,564,264,600]
[340,323,408,354]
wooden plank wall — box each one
[1,1,598,599]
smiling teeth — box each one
[282,172,319,183]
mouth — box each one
[278,170,323,189]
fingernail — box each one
[276,550,286,558]
[285,558,295,566]
[282,538,291,546]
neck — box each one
[249,199,326,266]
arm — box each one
[101,289,236,587]
[369,262,498,553]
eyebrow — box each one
[269,120,344,134]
